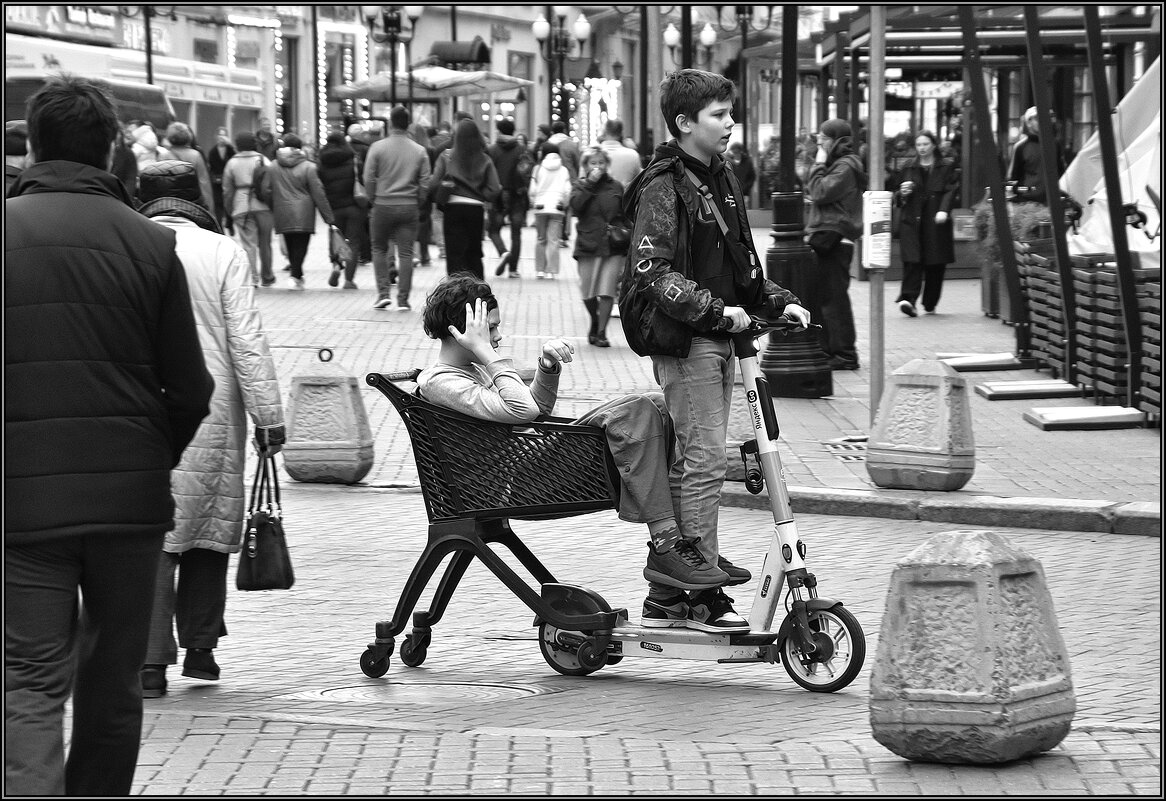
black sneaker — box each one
[140,665,167,698]
[643,538,729,590]
[718,556,751,586]
[641,592,688,628]
[182,648,220,681]
[685,588,750,632]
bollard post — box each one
[869,529,1076,764]
[761,191,833,398]
[866,359,975,491]
[283,348,375,484]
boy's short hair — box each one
[659,69,736,139]
[26,74,119,168]
[422,272,499,341]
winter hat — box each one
[819,118,852,140]
[326,131,347,146]
[138,159,202,204]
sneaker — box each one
[898,299,918,317]
[686,588,750,632]
[395,299,412,311]
[494,251,509,276]
[718,556,751,586]
[373,297,393,309]
[328,267,341,287]
[536,272,546,279]
[260,277,277,287]
[141,665,167,698]
[643,539,729,591]
[641,592,689,628]
[288,277,305,290]
[182,648,220,681]
[343,280,358,289]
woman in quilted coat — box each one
[134,160,286,698]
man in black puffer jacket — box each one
[5,74,213,796]
[317,130,365,288]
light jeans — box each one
[650,336,736,564]
[233,209,274,284]
[371,204,419,302]
[534,213,564,275]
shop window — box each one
[236,39,261,70]
[194,38,219,64]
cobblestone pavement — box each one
[107,224,1165,795]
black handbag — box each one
[236,452,295,591]
[606,220,631,254]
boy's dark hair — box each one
[235,131,257,151]
[551,120,567,135]
[422,272,499,341]
[283,133,303,149]
[26,74,119,169]
[389,105,411,131]
[659,69,736,139]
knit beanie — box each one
[819,118,852,140]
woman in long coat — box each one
[569,146,625,347]
[269,133,335,289]
[893,130,960,315]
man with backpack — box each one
[222,131,275,286]
[486,119,533,277]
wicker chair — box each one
[359,371,624,675]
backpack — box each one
[513,148,536,189]
[250,156,273,207]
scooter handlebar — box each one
[745,313,821,336]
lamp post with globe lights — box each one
[532,7,591,129]
[361,5,424,107]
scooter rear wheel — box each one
[538,623,606,676]
[779,605,865,693]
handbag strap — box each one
[265,452,282,518]
[247,454,266,513]
[684,168,730,237]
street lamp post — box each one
[532,7,591,129]
[119,5,177,85]
[663,21,716,68]
[361,5,424,107]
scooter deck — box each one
[605,622,781,663]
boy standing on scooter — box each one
[619,70,811,633]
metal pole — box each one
[1023,6,1077,382]
[958,6,1030,358]
[777,5,797,193]
[681,7,692,69]
[144,5,155,85]
[390,33,398,107]
[639,4,649,156]
[739,10,748,157]
[450,6,458,114]
[1083,4,1143,407]
[867,6,887,425]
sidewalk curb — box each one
[720,482,1162,536]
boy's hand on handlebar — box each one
[782,303,812,329]
[720,305,752,333]
[540,338,575,366]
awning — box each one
[427,37,490,67]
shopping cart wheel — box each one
[359,648,391,678]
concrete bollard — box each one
[866,358,974,491]
[283,348,374,484]
[869,529,1076,764]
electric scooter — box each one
[534,315,866,692]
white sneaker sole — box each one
[685,618,750,633]
[641,618,688,628]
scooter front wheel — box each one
[778,605,865,693]
[538,623,606,677]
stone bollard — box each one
[869,529,1076,764]
[866,358,974,491]
[283,348,374,484]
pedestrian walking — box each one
[254,117,278,161]
[222,131,276,287]
[893,130,960,316]
[528,141,571,279]
[347,123,375,265]
[5,74,213,796]
[619,69,811,631]
[599,119,642,187]
[726,141,756,205]
[486,118,532,277]
[134,160,286,699]
[427,118,500,280]
[129,120,173,175]
[269,133,335,290]
[805,118,866,371]
[408,122,435,268]
[163,122,215,212]
[364,105,430,309]
[547,120,581,247]
[758,135,781,207]
[317,131,366,289]
[206,126,237,236]
[1008,106,1068,205]
[569,146,626,347]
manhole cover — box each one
[275,682,556,706]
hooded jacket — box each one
[131,124,173,171]
[617,141,799,358]
[804,136,867,240]
[5,162,213,543]
[528,152,571,213]
[486,134,524,190]
[166,143,215,212]
[140,209,284,554]
[269,146,334,233]
[316,140,359,212]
